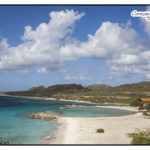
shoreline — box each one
[95,105,139,112]
[2,94,146,144]
[1,94,93,104]
[1,94,131,106]
[41,105,146,144]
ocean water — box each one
[0,96,133,144]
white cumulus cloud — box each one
[1,9,150,81]
[0,10,85,71]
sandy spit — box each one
[41,106,150,144]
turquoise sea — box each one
[0,96,133,144]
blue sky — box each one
[0,5,150,91]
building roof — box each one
[140,98,150,102]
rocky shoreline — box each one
[29,111,58,120]
[29,105,87,120]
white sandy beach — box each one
[41,106,150,144]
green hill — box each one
[4,81,150,104]
[87,84,112,90]
[114,81,150,92]
[5,84,89,97]
[28,86,46,92]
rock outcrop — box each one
[29,111,57,120]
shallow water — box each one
[0,96,133,144]
[60,107,133,117]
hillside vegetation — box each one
[5,84,88,98]
[4,81,150,104]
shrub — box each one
[0,137,9,145]
[131,135,150,144]
[130,100,142,107]
[129,131,150,144]
[145,103,150,110]
[139,103,150,111]
[143,111,150,116]
[96,128,104,133]
[143,111,147,116]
